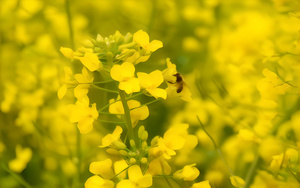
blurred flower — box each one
[8,145,32,173]
[192,180,211,188]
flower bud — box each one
[142,141,148,150]
[129,158,136,164]
[140,157,148,164]
[119,150,128,156]
[138,126,145,138]
[130,139,136,148]
[106,148,119,155]
[112,141,127,150]
[141,132,148,141]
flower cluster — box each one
[59,30,204,187]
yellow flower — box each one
[150,123,196,159]
[110,62,140,94]
[133,30,163,52]
[100,126,123,147]
[173,164,200,181]
[257,68,290,100]
[85,175,114,188]
[57,67,77,99]
[69,96,98,134]
[116,165,152,188]
[146,156,171,176]
[79,52,102,72]
[74,67,94,99]
[192,180,211,188]
[163,58,177,83]
[109,99,149,127]
[163,58,192,102]
[270,153,284,171]
[8,145,32,173]
[89,158,114,179]
[137,70,167,99]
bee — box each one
[168,73,185,93]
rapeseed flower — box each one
[137,70,167,99]
[116,165,152,188]
[133,30,163,53]
[69,96,98,134]
[110,62,140,94]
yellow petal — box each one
[137,72,152,88]
[110,64,123,81]
[116,180,135,188]
[89,159,114,179]
[57,84,67,99]
[60,47,74,59]
[149,70,164,87]
[114,160,128,178]
[121,62,135,78]
[136,174,153,187]
[128,165,143,182]
[79,52,102,72]
[192,180,211,188]
[133,30,149,47]
[145,40,163,52]
[77,116,94,134]
[147,88,167,99]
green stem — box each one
[287,166,300,183]
[119,90,135,144]
[111,164,133,180]
[197,116,241,188]
[1,163,33,188]
[244,152,259,188]
[65,0,74,49]
[76,129,82,187]
[164,177,173,188]
[98,119,126,124]
[91,84,119,94]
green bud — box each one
[142,141,148,150]
[119,150,128,156]
[128,151,136,157]
[141,131,148,141]
[96,34,104,43]
[106,148,119,155]
[106,52,113,63]
[130,139,136,148]
[138,126,145,138]
[151,136,159,146]
[82,40,94,48]
[112,141,127,150]
[90,39,97,46]
[129,158,136,164]
[140,157,148,164]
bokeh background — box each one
[1,0,300,187]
